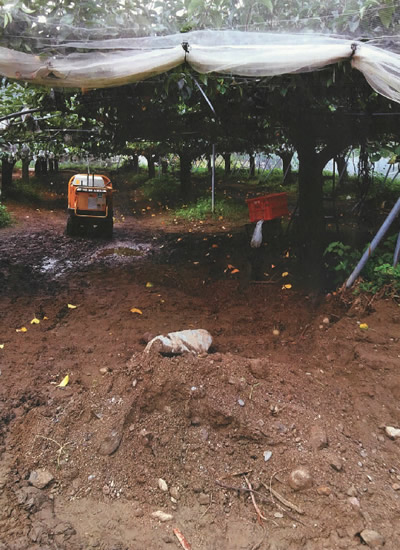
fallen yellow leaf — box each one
[282,284,292,289]
[231,268,240,274]
[68,304,77,309]
[146,282,154,288]
[359,323,369,330]
[130,308,143,315]
[0,344,4,349]
[43,316,49,320]
[57,375,69,387]
[16,327,27,333]
[30,318,40,325]
[282,272,289,277]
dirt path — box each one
[0,190,400,549]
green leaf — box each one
[257,0,273,13]
[379,4,395,28]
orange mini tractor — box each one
[67,173,113,237]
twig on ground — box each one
[244,476,268,523]
[262,482,304,515]
[249,532,265,550]
[35,435,71,467]
[173,528,192,550]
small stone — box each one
[360,529,385,547]
[158,478,168,492]
[385,426,400,439]
[28,469,54,489]
[151,510,173,522]
[99,367,109,375]
[310,425,329,450]
[322,317,330,325]
[169,486,180,500]
[102,485,110,495]
[238,399,245,407]
[317,486,332,496]
[199,428,209,441]
[288,467,313,491]
[198,492,210,506]
[348,497,360,508]
[347,486,358,497]
[132,379,138,387]
[392,483,400,491]
[329,455,343,472]
[263,450,272,462]
[274,512,284,518]
[133,507,144,518]
[98,429,122,456]
[191,416,201,426]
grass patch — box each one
[174,196,248,221]
[140,175,181,204]
[0,202,12,227]
[5,179,43,203]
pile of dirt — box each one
[1,188,400,549]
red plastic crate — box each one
[246,192,289,222]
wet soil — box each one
[0,178,400,550]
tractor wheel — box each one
[66,215,79,236]
[101,218,113,239]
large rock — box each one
[288,467,313,491]
[145,329,212,355]
[28,470,54,489]
[360,529,385,547]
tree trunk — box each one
[224,153,231,175]
[279,152,293,185]
[179,151,192,199]
[249,153,255,177]
[22,158,30,184]
[41,159,48,175]
[145,155,155,178]
[296,138,325,286]
[132,154,139,174]
[335,153,348,183]
[1,158,15,194]
[48,159,54,173]
[35,159,41,176]
[207,155,212,174]
[161,159,168,174]
[54,158,59,172]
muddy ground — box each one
[0,176,400,550]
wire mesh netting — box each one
[0,2,400,104]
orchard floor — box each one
[0,187,400,550]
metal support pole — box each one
[346,197,400,287]
[211,144,216,214]
[394,231,400,267]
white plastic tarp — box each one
[1,30,400,104]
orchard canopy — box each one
[1,2,400,104]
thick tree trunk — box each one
[41,159,48,175]
[54,158,59,172]
[48,159,54,173]
[179,151,192,199]
[22,158,30,184]
[224,153,231,175]
[161,159,168,175]
[145,155,156,178]
[2,158,15,193]
[132,154,139,174]
[35,159,41,176]
[279,152,293,185]
[296,138,325,286]
[249,153,255,177]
